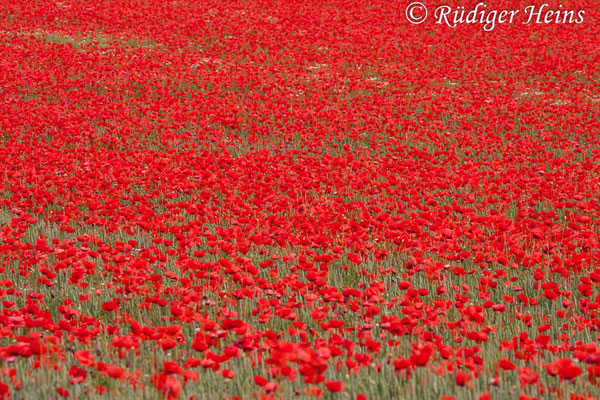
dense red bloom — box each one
[222,369,235,379]
[163,362,181,375]
[455,372,471,386]
[410,342,434,367]
[74,351,95,367]
[498,358,516,371]
[518,395,539,400]
[97,363,126,379]
[101,299,120,312]
[518,367,539,387]
[546,358,583,381]
[152,373,181,400]
[68,366,88,384]
[325,381,343,393]
[393,358,412,372]
[254,376,268,387]
[0,0,598,398]
[264,382,278,393]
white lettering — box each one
[435,6,456,27]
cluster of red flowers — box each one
[0,0,598,398]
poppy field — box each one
[0,0,599,399]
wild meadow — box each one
[0,0,599,399]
